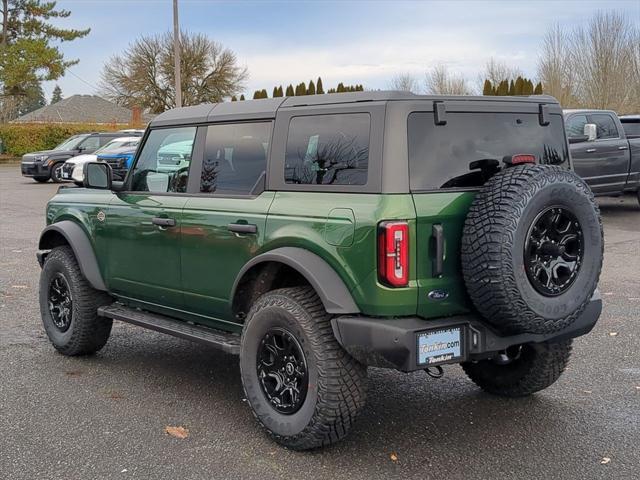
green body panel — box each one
[412,192,476,319]
[179,192,275,327]
[44,187,476,331]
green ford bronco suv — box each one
[37,92,604,450]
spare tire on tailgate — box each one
[461,164,603,335]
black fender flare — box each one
[231,247,360,315]
[38,220,107,291]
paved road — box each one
[1,164,639,480]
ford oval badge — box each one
[428,290,449,301]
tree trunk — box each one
[1,0,8,45]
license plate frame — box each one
[416,326,465,366]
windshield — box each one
[55,135,88,151]
[96,139,140,154]
[408,112,569,190]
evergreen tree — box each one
[286,84,294,96]
[253,90,261,99]
[316,77,324,94]
[327,88,336,93]
[336,82,345,93]
[272,86,279,98]
[240,94,245,100]
[261,89,268,98]
[508,79,515,96]
[534,82,543,95]
[514,77,524,95]
[307,80,316,95]
[482,79,493,95]
[18,83,46,115]
[231,95,237,101]
[295,82,306,96]
[51,85,63,104]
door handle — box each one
[151,217,176,228]
[586,148,597,153]
[228,223,257,234]
[618,145,628,150]
[432,224,444,278]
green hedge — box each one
[0,123,123,157]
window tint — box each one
[78,135,100,152]
[285,113,370,186]
[130,126,196,193]
[408,112,569,191]
[200,122,271,195]
[566,115,588,137]
[592,114,619,139]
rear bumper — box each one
[331,291,602,372]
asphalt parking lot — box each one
[1,164,639,480]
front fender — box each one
[231,247,360,315]
[38,220,107,291]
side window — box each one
[129,126,197,193]
[78,135,100,152]
[285,113,370,186]
[591,114,619,139]
[566,115,588,137]
[200,122,271,195]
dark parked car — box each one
[37,92,603,449]
[564,109,640,204]
[21,131,143,183]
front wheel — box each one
[461,340,572,397]
[50,162,65,183]
[39,246,113,355]
[240,287,367,450]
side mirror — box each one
[583,123,597,141]
[83,162,112,189]
[568,135,589,144]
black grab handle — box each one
[432,224,444,277]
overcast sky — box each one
[46,0,639,100]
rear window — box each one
[285,113,370,186]
[408,112,569,191]
[620,120,640,137]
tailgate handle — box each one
[432,224,444,277]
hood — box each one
[65,154,97,165]
[23,149,76,160]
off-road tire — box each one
[636,189,640,207]
[50,162,64,183]
[39,246,113,355]
[461,340,572,397]
[33,176,49,183]
[240,286,367,450]
[461,165,603,335]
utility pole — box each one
[173,0,182,108]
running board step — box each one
[98,304,240,355]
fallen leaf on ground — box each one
[107,391,124,400]
[11,285,27,289]
[601,457,611,465]
[165,426,189,439]
[583,390,592,394]
[65,370,83,377]
[390,452,398,462]
[609,332,618,337]
[603,292,614,296]
[635,386,640,390]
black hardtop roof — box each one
[149,91,560,127]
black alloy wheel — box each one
[524,206,584,297]
[48,273,73,332]
[257,327,308,415]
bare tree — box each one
[425,64,471,95]
[389,73,420,93]
[100,31,248,113]
[477,57,523,92]
[537,24,579,107]
[537,11,639,113]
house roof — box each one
[12,95,155,124]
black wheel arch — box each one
[231,247,360,317]
[38,220,107,291]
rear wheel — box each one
[240,287,367,450]
[462,340,572,397]
[33,176,49,183]
[39,246,113,355]
[50,162,64,183]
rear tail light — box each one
[504,154,536,165]
[378,221,409,287]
